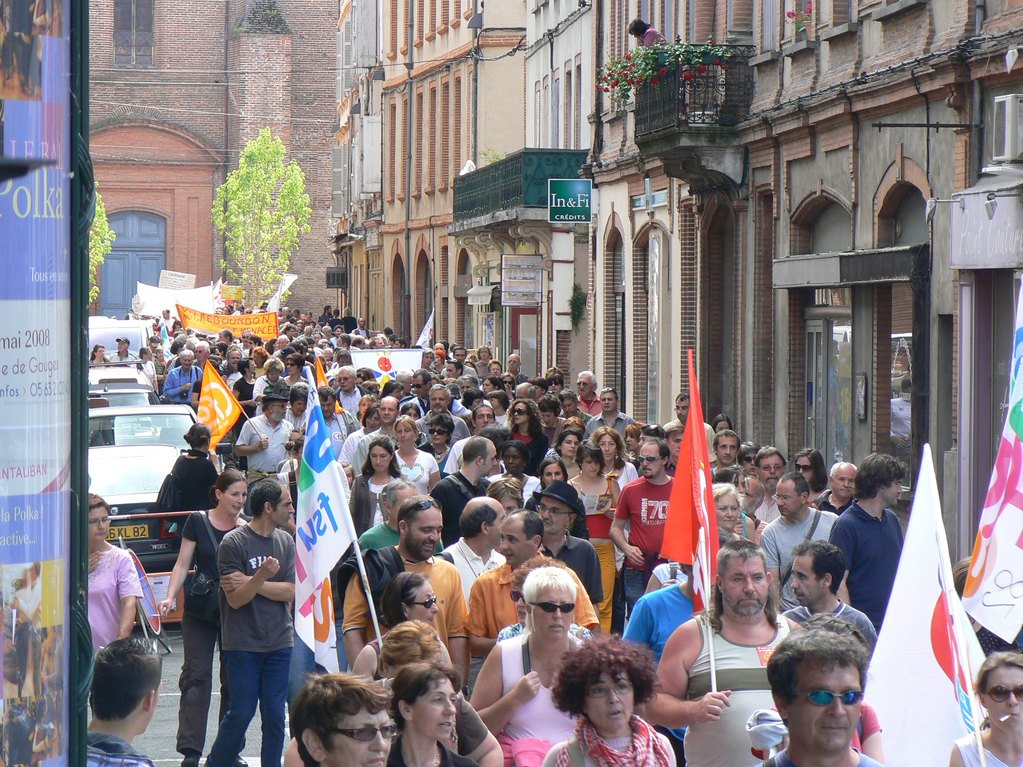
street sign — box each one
[548,178,593,223]
[501,254,543,307]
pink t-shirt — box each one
[88,547,143,651]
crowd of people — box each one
[83,304,1023,767]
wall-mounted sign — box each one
[548,178,592,223]
[501,254,543,307]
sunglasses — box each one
[407,596,438,609]
[510,589,524,603]
[331,723,399,742]
[511,408,527,415]
[531,601,575,614]
[796,463,812,471]
[987,685,1023,702]
[805,689,864,706]
[741,456,755,463]
[639,455,661,463]
[428,428,450,435]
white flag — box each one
[294,371,356,672]
[266,273,298,313]
[867,444,985,767]
[416,309,435,349]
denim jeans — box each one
[623,567,647,619]
[288,624,349,709]
[206,647,291,767]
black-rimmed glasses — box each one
[330,723,399,742]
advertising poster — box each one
[0,0,72,764]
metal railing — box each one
[453,148,589,223]
[635,45,756,139]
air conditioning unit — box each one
[993,94,1023,163]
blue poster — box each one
[0,0,72,764]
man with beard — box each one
[340,496,469,678]
[648,540,798,767]
[235,380,292,484]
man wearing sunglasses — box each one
[766,628,878,766]
[610,439,674,616]
[650,539,798,767]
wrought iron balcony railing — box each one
[634,45,756,140]
[453,148,589,225]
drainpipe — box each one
[471,0,480,163]
[404,0,415,337]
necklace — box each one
[456,540,483,579]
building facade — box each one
[89,0,338,315]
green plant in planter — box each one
[569,283,587,331]
[597,40,734,102]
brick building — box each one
[89,0,338,316]
[591,0,1023,537]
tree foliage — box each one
[212,128,312,305]
[88,190,115,304]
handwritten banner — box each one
[176,304,279,338]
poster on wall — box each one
[0,0,72,764]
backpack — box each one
[331,545,405,618]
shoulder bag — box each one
[185,511,222,626]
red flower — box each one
[658,67,668,76]
[651,76,661,85]
[683,70,695,81]
[786,10,796,18]
[625,52,632,60]
[697,64,707,73]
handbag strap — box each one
[197,511,221,579]
[780,510,822,589]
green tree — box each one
[88,190,115,304]
[212,127,312,304]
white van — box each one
[88,316,154,358]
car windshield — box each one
[88,413,194,449]
[100,393,155,408]
[89,451,176,497]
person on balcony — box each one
[628,19,665,46]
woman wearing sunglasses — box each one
[352,573,440,679]
[290,672,395,767]
[471,567,581,767]
[546,635,673,767]
[509,398,550,476]
[425,411,457,476]
[951,651,1023,767]
[494,556,593,643]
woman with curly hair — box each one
[508,398,550,476]
[590,426,639,490]
[544,635,674,767]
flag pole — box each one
[698,527,718,693]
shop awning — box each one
[950,168,1023,270]
[467,284,497,305]
[773,244,928,289]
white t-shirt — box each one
[397,450,440,494]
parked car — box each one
[89,364,159,407]
[88,443,186,573]
[88,405,196,450]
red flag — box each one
[660,349,719,611]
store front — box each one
[951,169,1023,552]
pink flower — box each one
[658,67,668,76]
[697,64,707,73]
[786,10,796,18]
[650,76,661,85]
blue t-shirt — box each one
[828,501,903,630]
[774,749,882,767]
[622,583,694,663]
